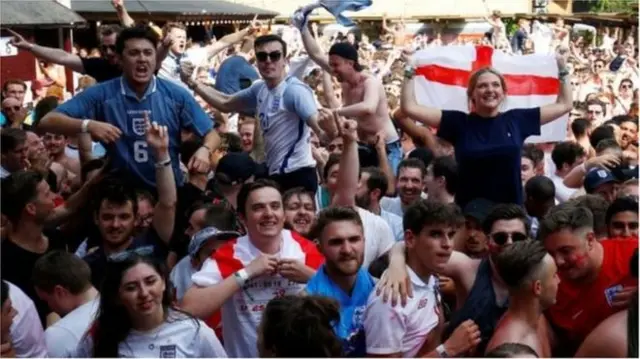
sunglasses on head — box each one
[491,232,527,246]
[108,245,154,262]
[256,51,282,63]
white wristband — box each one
[234,269,249,287]
[81,119,90,133]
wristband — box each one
[404,65,416,79]
[81,119,90,133]
[436,344,449,358]
[234,269,249,287]
[155,158,171,168]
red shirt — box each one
[547,239,638,346]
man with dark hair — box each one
[486,240,558,357]
[356,167,403,241]
[586,99,606,125]
[521,144,544,187]
[605,196,639,239]
[39,25,219,190]
[183,179,323,357]
[549,141,585,202]
[382,203,530,354]
[0,128,28,178]
[300,11,402,173]
[571,118,593,155]
[32,251,99,357]
[539,202,638,354]
[461,198,494,259]
[524,176,556,238]
[7,26,124,83]
[618,115,638,149]
[589,125,616,149]
[364,200,482,358]
[424,155,458,204]
[306,206,374,356]
[181,33,323,194]
[381,158,426,216]
[569,194,610,239]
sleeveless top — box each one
[443,258,508,355]
[306,265,375,357]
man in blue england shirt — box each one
[181,34,327,194]
[39,25,220,189]
[305,206,376,357]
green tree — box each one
[587,0,635,13]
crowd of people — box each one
[0,0,638,357]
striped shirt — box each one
[191,230,324,357]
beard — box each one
[355,194,371,209]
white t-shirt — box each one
[45,297,99,357]
[7,282,48,357]
[363,267,441,357]
[170,256,197,302]
[548,172,577,203]
[191,230,323,358]
[356,207,396,268]
[75,312,227,357]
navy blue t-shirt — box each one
[214,55,259,95]
[437,108,541,207]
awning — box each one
[1,0,86,27]
[70,0,278,18]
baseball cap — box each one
[214,152,257,185]
[463,198,495,224]
[188,226,240,258]
[584,167,619,194]
[329,42,362,71]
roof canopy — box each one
[71,0,278,19]
[1,0,86,27]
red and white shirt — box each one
[191,230,324,358]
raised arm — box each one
[321,70,341,109]
[540,48,573,125]
[7,29,84,74]
[331,117,359,207]
[300,25,332,73]
[392,108,439,154]
[205,15,260,61]
[145,116,177,244]
[112,0,135,28]
[400,75,442,128]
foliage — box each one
[587,0,636,13]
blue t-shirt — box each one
[437,108,540,207]
[55,76,213,187]
[215,55,259,95]
[306,265,375,357]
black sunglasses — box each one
[491,232,527,246]
[256,51,282,63]
[100,44,116,52]
[2,106,20,112]
[108,245,154,262]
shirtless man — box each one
[42,133,80,176]
[297,8,402,173]
[382,13,408,47]
[486,240,558,357]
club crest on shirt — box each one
[604,284,623,306]
[159,344,177,358]
[132,117,146,136]
[352,305,366,327]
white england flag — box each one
[412,45,567,143]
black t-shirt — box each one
[83,229,168,289]
[169,183,213,259]
[81,57,122,83]
[0,229,67,326]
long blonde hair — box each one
[466,67,508,111]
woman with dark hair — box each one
[258,295,343,357]
[401,49,573,208]
[76,253,226,357]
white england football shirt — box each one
[75,312,226,357]
[191,230,324,358]
[45,297,99,357]
[363,267,442,357]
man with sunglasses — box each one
[181,34,324,194]
[378,203,530,354]
[586,99,606,126]
[538,203,638,355]
[299,18,402,174]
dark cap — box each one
[188,226,240,257]
[463,198,495,223]
[215,152,257,185]
[329,42,362,71]
[584,167,619,193]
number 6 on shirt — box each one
[134,140,149,163]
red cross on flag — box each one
[413,45,568,143]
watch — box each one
[436,344,449,358]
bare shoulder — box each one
[575,310,627,357]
